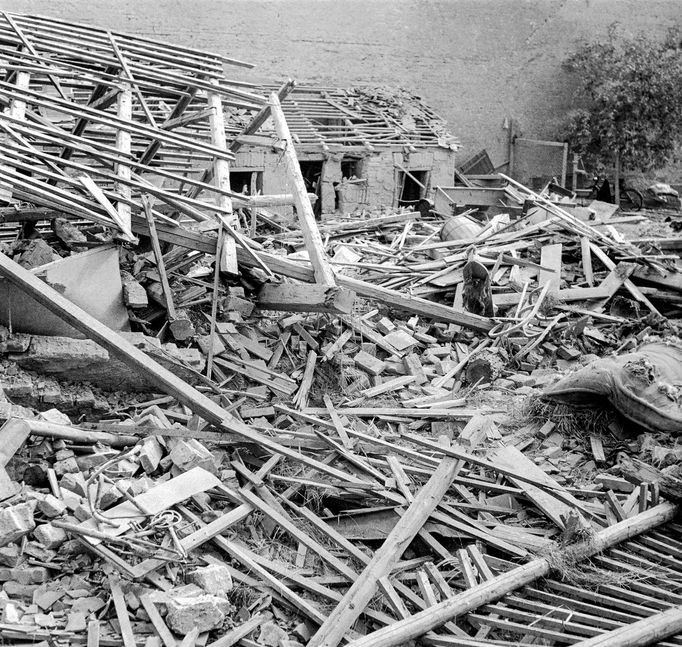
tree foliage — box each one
[562,25,682,172]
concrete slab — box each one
[0,246,129,337]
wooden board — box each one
[257,283,355,314]
[488,445,586,530]
[539,244,562,296]
[80,466,221,543]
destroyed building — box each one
[0,10,681,647]
[228,85,460,217]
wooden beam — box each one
[115,82,133,237]
[269,92,337,286]
[436,186,511,207]
[127,218,494,332]
[257,283,355,314]
[345,503,678,647]
[0,67,29,202]
[142,197,177,320]
[208,80,238,275]
[570,604,682,647]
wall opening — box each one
[299,160,324,218]
[337,157,364,211]
[229,170,263,195]
[341,158,360,180]
[398,169,429,207]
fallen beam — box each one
[345,502,678,647]
[128,218,494,332]
[0,251,374,487]
[257,283,356,314]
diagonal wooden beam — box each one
[0,250,374,487]
[1,12,67,100]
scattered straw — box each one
[524,398,618,438]
[543,536,669,589]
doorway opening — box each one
[229,170,263,195]
[398,169,428,207]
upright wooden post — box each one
[0,69,30,202]
[614,150,621,206]
[115,83,133,235]
[208,79,238,275]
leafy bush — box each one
[563,25,682,173]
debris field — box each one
[0,11,680,647]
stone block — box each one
[0,565,49,584]
[0,544,21,568]
[0,503,35,547]
[165,594,231,634]
[169,439,217,474]
[138,436,164,474]
[187,563,233,596]
[16,239,57,269]
[75,449,118,472]
[60,473,87,497]
[33,523,68,549]
[259,621,289,647]
[35,494,67,519]
[3,581,38,599]
[54,456,80,477]
[222,294,254,317]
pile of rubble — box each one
[0,11,680,647]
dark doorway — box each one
[230,170,263,195]
[299,160,324,218]
[399,170,428,207]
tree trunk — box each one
[614,150,621,206]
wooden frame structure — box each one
[0,12,357,314]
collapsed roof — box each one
[0,11,267,237]
[245,85,461,151]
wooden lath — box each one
[250,84,460,149]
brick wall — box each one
[5,0,680,178]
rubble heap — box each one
[0,11,679,647]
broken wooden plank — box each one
[539,243,562,296]
[257,283,355,314]
[108,575,136,647]
[581,237,594,287]
[487,445,587,531]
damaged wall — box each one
[3,0,680,178]
[234,146,456,216]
